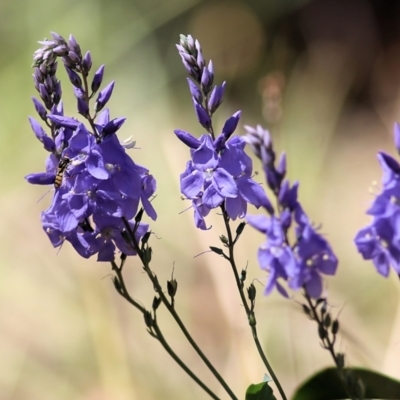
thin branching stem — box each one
[151,321,221,400]
[112,262,221,400]
[304,292,362,400]
[121,217,238,400]
[304,293,338,367]
[220,207,288,400]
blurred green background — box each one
[2,0,400,399]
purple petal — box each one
[203,184,224,208]
[212,168,237,198]
[238,176,273,213]
[304,271,323,298]
[246,214,270,233]
[47,114,79,128]
[86,151,109,180]
[25,172,56,185]
[174,129,201,149]
[181,170,203,198]
[225,196,246,220]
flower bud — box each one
[152,296,162,310]
[82,51,92,73]
[167,279,178,298]
[247,283,256,301]
[187,78,202,103]
[144,310,153,328]
[91,65,105,93]
[208,82,226,113]
[32,97,47,120]
[193,99,211,131]
[95,81,115,112]
[65,66,82,88]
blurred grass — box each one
[1,0,400,399]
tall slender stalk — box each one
[122,217,238,400]
[220,208,287,400]
[112,261,221,400]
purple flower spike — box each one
[28,32,158,261]
[244,122,340,298]
[354,125,400,277]
[95,81,115,112]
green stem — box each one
[221,208,287,400]
[112,262,221,400]
[304,293,339,367]
[152,322,221,400]
[303,292,361,400]
[122,217,238,400]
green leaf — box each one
[245,382,277,400]
[292,367,400,400]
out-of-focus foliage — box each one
[2,0,400,399]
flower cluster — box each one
[175,35,272,229]
[245,125,338,298]
[26,32,156,261]
[354,123,400,276]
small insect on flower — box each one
[54,157,71,188]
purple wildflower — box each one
[27,33,157,261]
[245,124,338,298]
[175,35,271,229]
[354,128,400,276]
[175,130,271,229]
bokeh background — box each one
[2,0,400,399]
